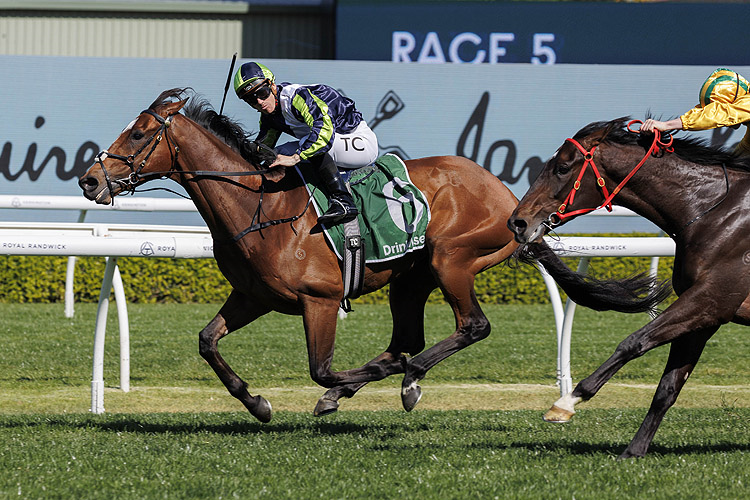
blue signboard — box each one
[336,1,750,66]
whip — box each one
[219,52,238,116]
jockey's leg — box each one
[313,153,358,225]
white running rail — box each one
[0,220,211,414]
[1,197,673,408]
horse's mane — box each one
[149,87,276,166]
[575,116,750,172]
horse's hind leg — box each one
[619,327,715,459]
[401,248,491,411]
[314,264,436,416]
[199,290,272,422]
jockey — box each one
[641,68,750,156]
[233,61,379,225]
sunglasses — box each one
[244,82,272,103]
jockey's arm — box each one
[641,118,684,133]
[680,95,750,130]
[293,88,335,161]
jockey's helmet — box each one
[698,68,750,107]
[233,62,275,99]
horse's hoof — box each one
[543,404,574,423]
[401,382,422,412]
[252,395,273,423]
[313,397,339,417]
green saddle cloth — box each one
[296,153,430,263]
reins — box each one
[548,120,674,226]
[96,108,314,240]
[546,119,731,236]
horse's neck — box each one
[606,147,726,237]
[172,117,263,239]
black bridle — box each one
[94,109,180,202]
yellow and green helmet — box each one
[233,62,275,98]
[698,68,750,107]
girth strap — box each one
[339,181,365,312]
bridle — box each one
[94,109,180,203]
[545,120,674,228]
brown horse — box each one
[508,117,750,458]
[79,90,666,423]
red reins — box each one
[553,120,674,222]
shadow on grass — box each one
[2,412,748,457]
[0,411,513,437]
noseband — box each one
[94,109,179,202]
[546,120,674,227]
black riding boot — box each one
[316,155,358,226]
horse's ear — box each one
[164,98,188,115]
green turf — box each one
[1,302,748,390]
[1,303,748,499]
[0,409,748,500]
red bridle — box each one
[552,120,674,223]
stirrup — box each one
[318,199,358,225]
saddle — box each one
[295,153,431,308]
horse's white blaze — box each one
[552,392,581,413]
[122,119,137,133]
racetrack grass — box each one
[1,303,749,499]
[1,303,748,413]
[1,409,748,499]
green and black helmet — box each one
[233,62,275,99]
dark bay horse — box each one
[508,117,750,458]
[79,90,666,423]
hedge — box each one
[0,233,675,305]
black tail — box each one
[514,241,672,313]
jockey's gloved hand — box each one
[244,140,278,168]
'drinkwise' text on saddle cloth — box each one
[295,153,431,263]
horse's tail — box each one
[515,241,672,313]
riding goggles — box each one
[242,81,272,102]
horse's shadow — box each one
[4,414,748,457]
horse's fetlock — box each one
[226,379,248,398]
[310,370,338,388]
[406,360,426,382]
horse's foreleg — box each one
[545,287,729,424]
[619,327,715,459]
[199,290,272,422]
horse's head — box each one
[508,118,629,243]
[79,89,188,205]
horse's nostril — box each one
[79,176,98,190]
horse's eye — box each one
[132,131,144,141]
[554,163,572,175]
